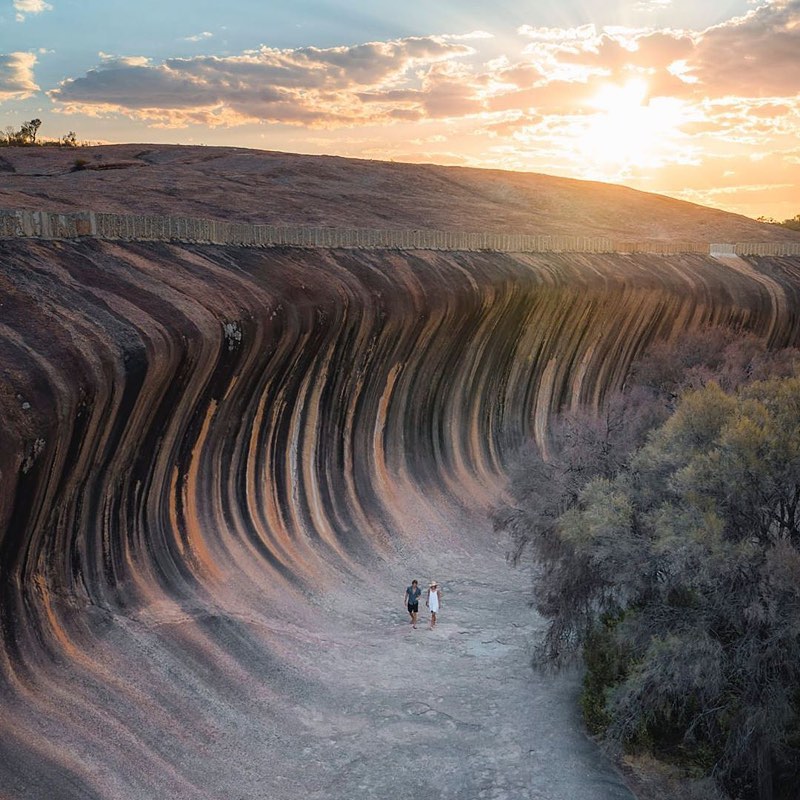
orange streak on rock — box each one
[181,399,221,579]
[373,361,401,508]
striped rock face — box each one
[1,238,799,798]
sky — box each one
[1,0,799,221]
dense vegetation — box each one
[1,119,78,147]
[496,330,800,799]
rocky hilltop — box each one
[2,144,799,242]
[1,146,800,799]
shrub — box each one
[580,614,629,735]
[0,121,82,148]
[496,331,800,799]
[537,377,800,798]
[760,214,800,231]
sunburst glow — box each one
[578,78,688,173]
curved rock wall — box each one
[1,239,799,796]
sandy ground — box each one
[231,523,637,800]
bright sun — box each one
[579,78,686,173]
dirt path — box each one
[251,525,636,800]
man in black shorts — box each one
[404,579,421,629]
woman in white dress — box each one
[426,581,442,629]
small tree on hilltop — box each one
[19,118,41,145]
[0,120,80,147]
[757,213,800,231]
[779,214,800,231]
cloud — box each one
[0,51,39,100]
[14,0,52,21]
[513,3,800,101]
[443,31,494,41]
[513,24,696,98]
[608,2,799,100]
[49,36,476,128]
[686,0,800,97]
[358,60,486,119]
[680,96,800,146]
[46,7,800,141]
[517,23,599,43]
[183,32,213,43]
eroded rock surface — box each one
[4,144,800,242]
[1,236,800,798]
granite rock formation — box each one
[4,145,800,243]
[2,149,800,798]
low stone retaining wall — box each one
[2,208,799,256]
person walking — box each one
[404,579,422,628]
[426,581,442,629]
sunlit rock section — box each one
[0,239,799,797]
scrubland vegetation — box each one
[758,215,800,232]
[1,119,79,147]
[496,330,800,800]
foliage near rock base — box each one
[498,331,800,799]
